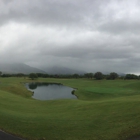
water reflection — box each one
[28,83,38,90]
[26,82,77,100]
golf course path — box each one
[0,130,25,140]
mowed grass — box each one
[0,78,140,140]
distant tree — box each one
[105,75,110,80]
[41,74,49,78]
[36,73,48,78]
[119,76,125,80]
[62,74,73,79]
[84,73,94,79]
[107,72,118,80]
[0,71,2,76]
[73,74,79,79]
[29,73,38,80]
[94,72,103,80]
[54,74,59,78]
[16,73,25,77]
[125,74,139,80]
[1,74,11,77]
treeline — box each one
[85,72,140,80]
[0,71,140,80]
[91,72,140,80]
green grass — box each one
[0,78,140,140]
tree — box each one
[94,72,103,80]
[108,72,118,80]
[125,74,139,80]
[16,73,25,77]
[36,73,44,77]
[1,74,11,77]
[29,73,38,80]
[84,73,94,79]
[73,74,79,79]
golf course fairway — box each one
[0,77,140,140]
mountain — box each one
[0,63,45,74]
[44,66,85,75]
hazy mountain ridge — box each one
[0,63,126,75]
[44,66,85,74]
[44,67,126,75]
[0,63,85,75]
[0,63,45,74]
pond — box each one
[25,82,77,100]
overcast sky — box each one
[0,0,140,74]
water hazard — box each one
[25,82,77,100]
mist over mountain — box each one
[44,66,85,75]
[44,65,126,75]
[0,63,84,75]
[0,62,126,76]
[0,63,45,74]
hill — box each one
[44,66,85,74]
[0,63,45,74]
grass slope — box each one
[0,78,140,140]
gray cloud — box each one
[0,0,140,74]
[0,0,86,27]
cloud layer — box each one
[0,0,140,74]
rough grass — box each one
[0,78,140,140]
